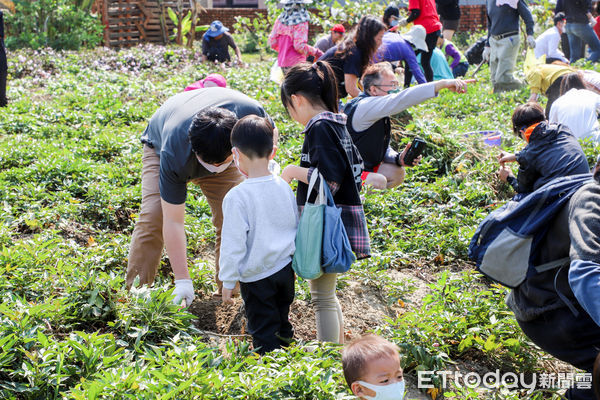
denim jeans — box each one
[452,61,469,78]
[565,22,600,63]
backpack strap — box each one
[534,256,570,273]
[554,266,580,318]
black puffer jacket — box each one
[515,122,590,194]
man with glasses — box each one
[127,87,273,306]
[343,62,470,189]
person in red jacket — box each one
[594,2,600,41]
[397,0,443,82]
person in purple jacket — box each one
[374,30,427,88]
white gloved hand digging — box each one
[173,279,195,306]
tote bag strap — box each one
[306,168,326,205]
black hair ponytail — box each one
[281,61,339,114]
[335,16,386,76]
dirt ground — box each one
[188,270,418,342]
[188,267,432,400]
[187,264,576,400]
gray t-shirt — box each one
[140,87,269,204]
[315,35,335,53]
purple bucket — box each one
[464,130,503,147]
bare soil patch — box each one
[187,268,428,341]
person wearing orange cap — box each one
[315,24,345,53]
[497,102,589,196]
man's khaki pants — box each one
[489,35,523,93]
[126,145,243,292]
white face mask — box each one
[231,147,248,178]
[197,156,232,174]
[357,380,405,400]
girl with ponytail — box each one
[320,16,387,99]
[281,61,370,344]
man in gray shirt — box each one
[482,0,535,92]
[127,87,272,305]
[314,24,345,53]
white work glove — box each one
[398,17,408,27]
[268,159,281,175]
[482,46,491,62]
[173,279,195,306]
[526,35,536,49]
[590,17,598,28]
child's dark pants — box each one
[240,262,295,354]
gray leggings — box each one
[310,273,344,343]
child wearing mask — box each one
[342,334,405,399]
[219,115,298,354]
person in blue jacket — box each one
[497,102,590,196]
[506,154,600,400]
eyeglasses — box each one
[374,83,399,90]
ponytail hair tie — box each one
[311,62,319,71]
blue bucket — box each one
[464,130,503,147]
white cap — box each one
[402,25,428,52]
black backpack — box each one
[465,37,488,65]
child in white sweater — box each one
[219,115,298,354]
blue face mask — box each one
[390,19,399,27]
[386,88,401,94]
[358,380,405,400]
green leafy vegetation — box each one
[1,38,598,399]
[5,0,104,50]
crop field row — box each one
[0,45,598,399]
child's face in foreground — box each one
[351,354,404,399]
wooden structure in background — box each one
[92,0,267,48]
[92,0,486,48]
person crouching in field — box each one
[219,115,298,354]
[281,61,370,344]
[126,88,273,305]
[343,62,471,190]
[505,155,600,400]
[342,334,405,399]
[497,102,590,197]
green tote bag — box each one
[292,170,326,280]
